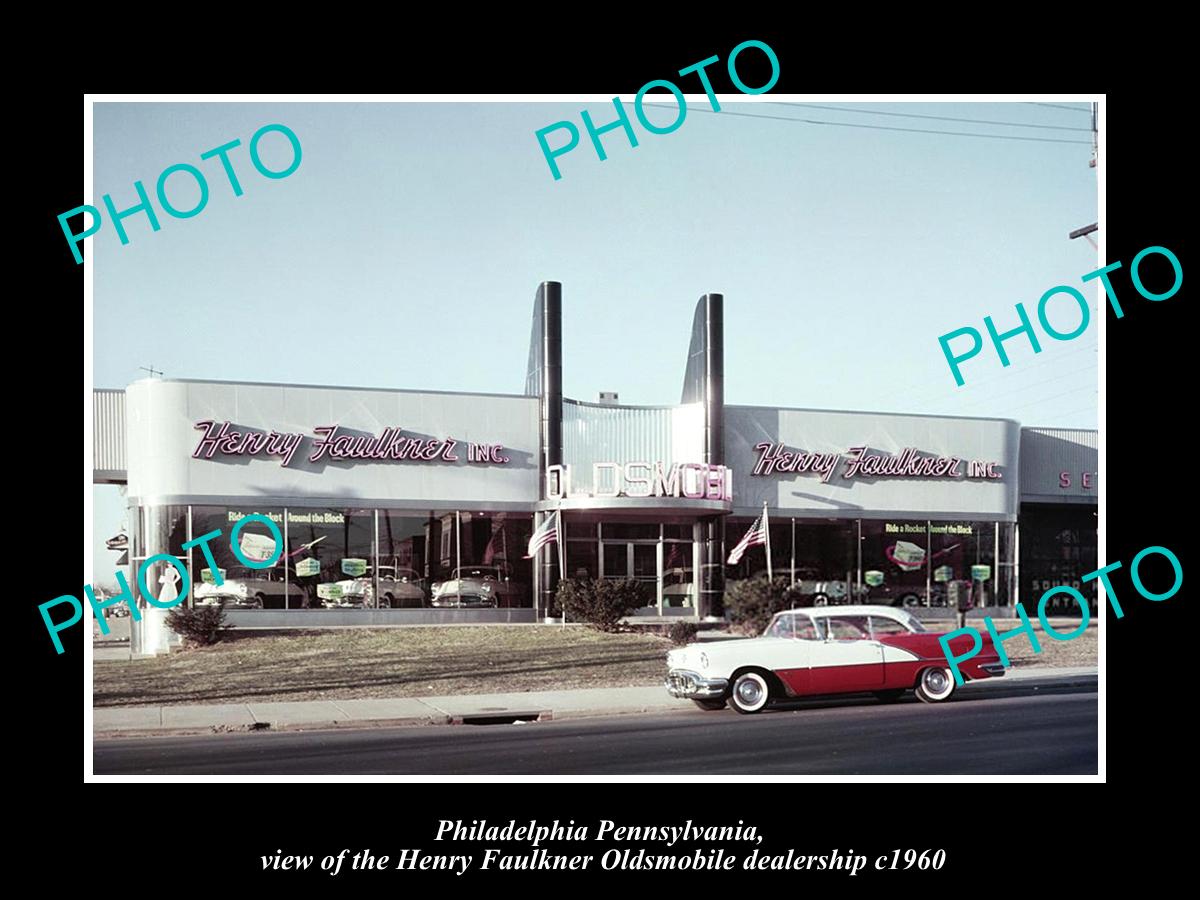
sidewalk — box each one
[92,666,1097,738]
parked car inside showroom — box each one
[329,566,427,608]
[430,565,525,608]
[665,605,1004,714]
[194,567,306,610]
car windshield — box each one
[452,567,497,578]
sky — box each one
[90,99,1099,582]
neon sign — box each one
[192,421,509,468]
[751,443,1002,482]
[546,462,732,501]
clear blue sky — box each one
[91,100,1098,582]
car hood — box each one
[667,636,790,669]
[436,578,492,591]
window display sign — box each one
[200,567,226,584]
[887,541,927,571]
[864,570,885,587]
[316,583,343,601]
[934,565,954,583]
[239,532,278,564]
[341,558,368,577]
[294,558,320,577]
[971,565,992,582]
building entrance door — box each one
[601,541,660,611]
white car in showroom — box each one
[666,605,1004,714]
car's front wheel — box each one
[692,698,726,711]
[914,667,956,703]
[380,594,393,609]
[812,593,829,606]
[728,671,772,715]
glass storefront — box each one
[1018,504,1099,612]
[553,518,698,616]
[132,503,1027,618]
[144,505,534,611]
[724,516,1017,609]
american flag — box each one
[524,510,561,559]
[727,511,768,565]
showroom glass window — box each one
[189,506,287,608]
[860,520,930,607]
[288,508,374,610]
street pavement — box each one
[92,666,1097,736]
[93,671,1097,775]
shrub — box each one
[668,621,700,646]
[556,577,649,632]
[166,603,229,647]
[723,576,802,634]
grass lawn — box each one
[927,618,1097,668]
[93,626,675,707]
[93,618,1097,708]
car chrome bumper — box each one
[665,669,729,699]
[430,596,497,608]
[981,662,1007,676]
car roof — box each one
[778,605,911,619]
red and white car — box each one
[666,605,1004,714]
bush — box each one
[668,621,700,646]
[723,576,802,634]
[556,578,649,632]
[166,603,229,647]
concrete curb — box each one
[92,667,1097,739]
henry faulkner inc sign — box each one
[191,420,511,468]
[751,443,1002,482]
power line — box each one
[768,102,1092,132]
[948,362,1099,412]
[999,384,1098,416]
[644,104,1092,145]
[888,344,1098,410]
[1023,102,1093,113]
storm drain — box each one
[453,710,550,726]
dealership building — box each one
[92,284,1097,654]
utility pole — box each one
[1071,102,1099,248]
[1089,102,1098,169]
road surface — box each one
[94,678,1097,774]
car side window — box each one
[793,614,819,640]
[826,615,871,640]
[870,615,910,636]
[766,615,795,638]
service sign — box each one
[341,558,368,577]
[294,558,320,577]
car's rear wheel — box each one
[914,667,956,703]
[873,689,905,703]
[901,593,921,608]
[380,594,393,609]
[728,671,772,715]
[252,593,266,610]
[812,593,829,606]
[692,698,726,711]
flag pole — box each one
[764,501,773,581]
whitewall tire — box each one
[729,671,772,715]
[915,667,956,703]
